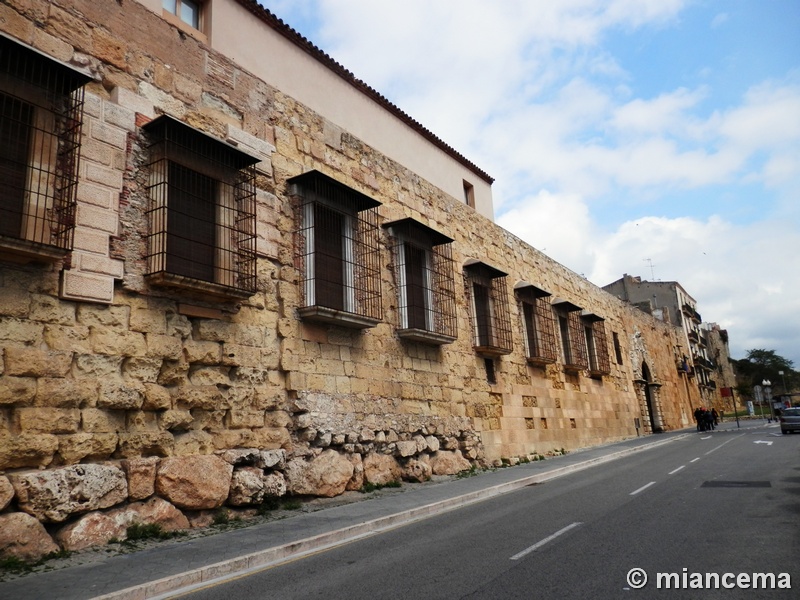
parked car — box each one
[779,407,800,434]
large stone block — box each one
[122,456,159,501]
[58,433,118,464]
[15,407,81,434]
[55,497,189,552]
[4,347,72,377]
[35,377,97,408]
[285,450,354,498]
[10,464,128,523]
[363,452,403,486]
[429,450,472,476]
[156,455,233,510]
[0,376,36,406]
[0,512,59,562]
[0,475,14,511]
[0,432,58,470]
[116,432,175,458]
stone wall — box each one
[0,0,696,560]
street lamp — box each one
[762,379,774,423]
[778,370,787,404]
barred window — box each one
[384,218,456,345]
[290,170,382,329]
[464,261,512,356]
[515,283,558,364]
[582,312,611,376]
[142,115,258,299]
[0,34,89,261]
[553,299,588,371]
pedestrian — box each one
[694,407,703,431]
[711,408,719,426]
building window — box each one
[612,331,624,365]
[142,115,258,299]
[463,180,475,208]
[0,35,89,261]
[163,0,201,29]
[384,218,456,344]
[515,284,558,365]
[464,261,512,356]
[582,313,611,377]
[553,299,588,371]
[290,170,382,328]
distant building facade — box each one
[0,0,716,557]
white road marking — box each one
[630,482,656,496]
[754,440,773,446]
[704,434,744,455]
[510,522,583,560]
[690,458,700,463]
[701,436,712,439]
[668,466,685,475]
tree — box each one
[734,349,798,400]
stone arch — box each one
[640,361,665,433]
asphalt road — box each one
[180,425,799,600]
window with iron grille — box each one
[464,261,512,356]
[0,35,89,261]
[142,115,258,299]
[384,218,457,345]
[554,300,588,371]
[290,170,382,328]
[516,284,558,364]
[582,313,611,376]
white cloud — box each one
[264,0,800,366]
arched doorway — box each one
[642,362,663,433]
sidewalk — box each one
[1,420,768,600]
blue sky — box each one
[259,0,800,369]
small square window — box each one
[463,180,475,208]
[164,0,201,30]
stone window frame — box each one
[162,0,209,43]
[290,170,382,329]
[0,34,90,262]
[142,114,258,301]
[384,217,457,345]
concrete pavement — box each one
[0,419,771,600]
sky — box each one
[258,0,800,369]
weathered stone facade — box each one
[0,0,700,559]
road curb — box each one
[92,432,692,600]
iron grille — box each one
[142,116,257,296]
[385,218,457,343]
[586,319,611,375]
[290,171,382,324]
[558,308,589,370]
[517,285,558,364]
[464,262,512,356]
[0,35,89,257]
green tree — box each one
[734,349,798,400]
